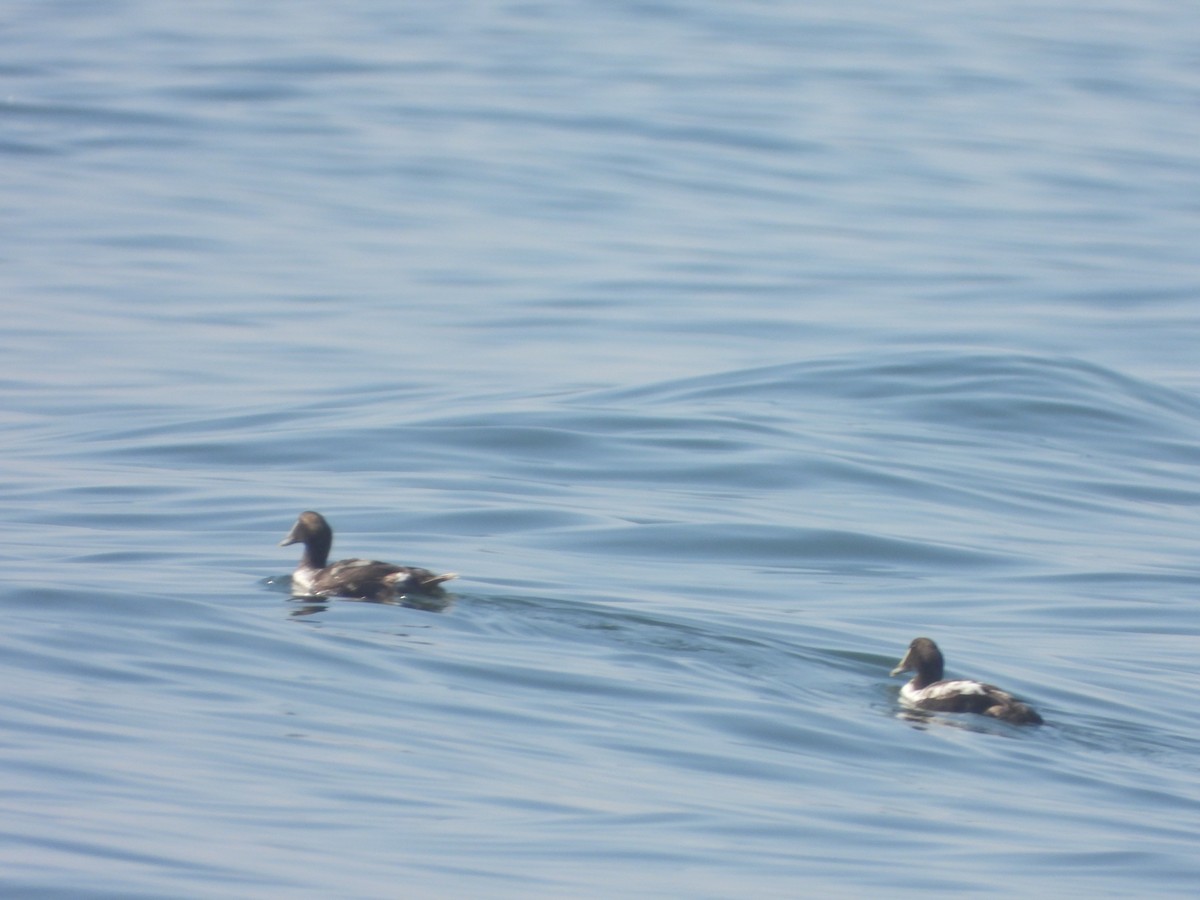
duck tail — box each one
[992,701,1044,726]
[1012,703,1044,725]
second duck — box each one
[890,637,1043,725]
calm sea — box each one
[3,1,1199,897]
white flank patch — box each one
[290,568,315,592]
[900,679,987,705]
[924,680,987,699]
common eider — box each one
[890,637,1043,725]
[280,511,456,601]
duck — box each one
[279,511,456,601]
[890,637,1043,725]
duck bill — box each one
[279,524,302,547]
[890,649,914,677]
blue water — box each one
[3,1,1200,896]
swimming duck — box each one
[890,637,1043,725]
[280,511,456,600]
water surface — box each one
[3,1,1200,897]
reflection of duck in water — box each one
[890,637,1043,725]
[280,511,456,601]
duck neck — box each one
[301,534,331,569]
[912,661,943,690]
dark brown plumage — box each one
[280,511,456,601]
[890,637,1043,725]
